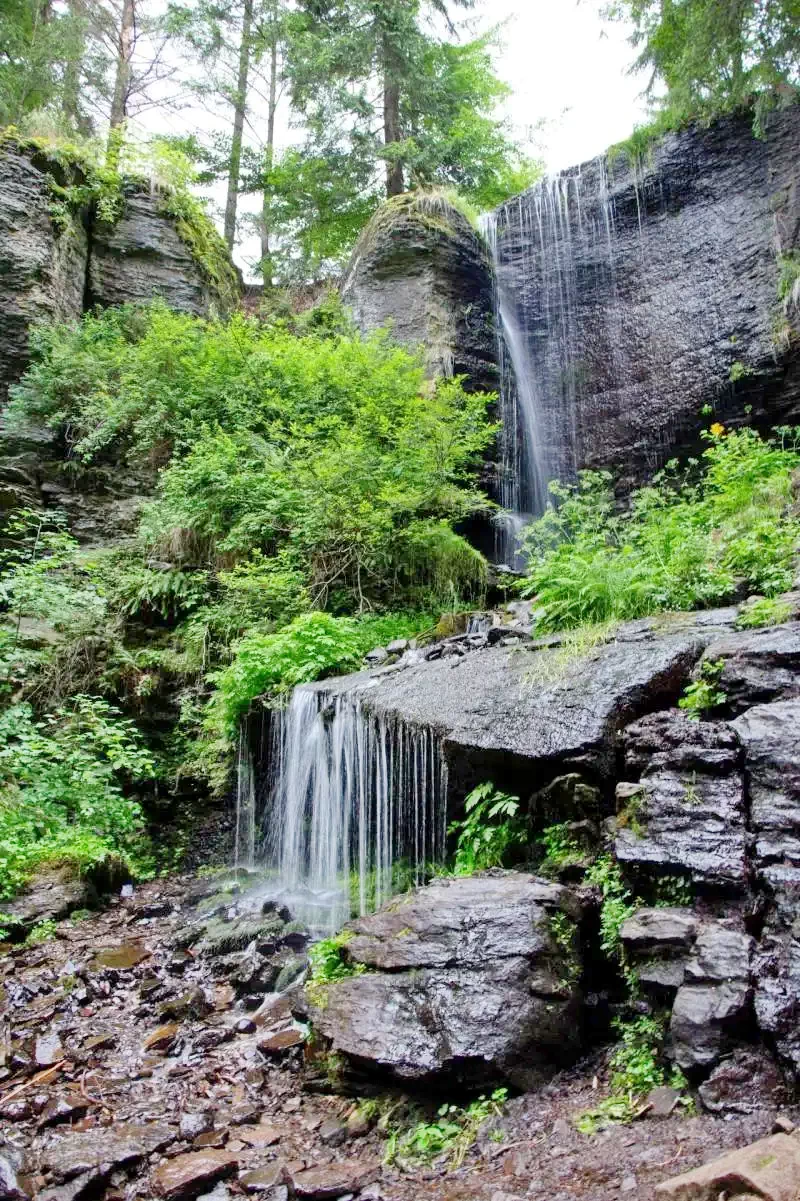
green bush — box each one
[736,595,794,629]
[521,427,800,633]
[678,659,728,719]
[0,696,153,898]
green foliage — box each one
[539,823,585,875]
[736,595,794,629]
[0,696,153,899]
[521,427,800,633]
[678,659,728,719]
[653,875,693,907]
[577,1014,689,1133]
[24,918,58,946]
[585,855,637,983]
[386,1089,508,1168]
[306,930,365,1008]
[449,782,526,875]
[603,0,800,132]
[778,251,800,313]
[729,360,754,383]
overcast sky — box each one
[489,0,649,170]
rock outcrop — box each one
[489,106,800,488]
[307,872,585,1089]
[88,189,221,316]
[0,140,239,406]
[340,193,497,394]
[0,144,87,407]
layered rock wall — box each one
[492,106,800,489]
[340,194,498,395]
[0,142,237,406]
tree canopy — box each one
[605,0,800,126]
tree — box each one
[0,0,85,127]
[605,0,800,124]
[168,0,292,260]
[273,1,538,278]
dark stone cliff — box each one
[0,143,238,406]
[491,106,800,489]
[340,193,498,395]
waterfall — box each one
[261,685,448,933]
[234,727,256,870]
[482,160,627,565]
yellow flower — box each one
[709,422,726,437]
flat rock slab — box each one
[40,1123,175,1184]
[309,634,704,784]
[654,1132,800,1200]
[289,1161,380,1199]
[151,1150,238,1200]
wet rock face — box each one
[88,191,218,316]
[307,873,585,1089]
[614,712,748,890]
[0,146,87,406]
[340,195,497,394]
[491,107,800,489]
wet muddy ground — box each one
[1,875,794,1201]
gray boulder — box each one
[307,872,585,1089]
[670,923,753,1072]
[340,193,497,393]
[615,712,748,889]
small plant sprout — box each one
[678,659,727,720]
[449,783,527,874]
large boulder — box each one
[0,142,87,406]
[340,193,497,393]
[308,629,706,803]
[732,700,800,886]
[614,712,748,890]
[307,873,585,1089]
[669,922,753,1072]
[489,106,800,489]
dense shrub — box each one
[0,696,152,900]
[522,426,800,632]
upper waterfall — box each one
[482,161,626,563]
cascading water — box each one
[259,685,448,932]
[482,159,632,565]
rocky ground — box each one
[2,874,797,1201]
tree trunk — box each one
[62,0,86,133]
[382,32,404,197]
[109,0,135,131]
[224,0,254,252]
[260,32,279,279]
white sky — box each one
[489,0,650,171]
[141,1,650,276]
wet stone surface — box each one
[1,872,799,1201]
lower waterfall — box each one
[259,685,448,932]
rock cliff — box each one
[340,193,497,394]
[0,145,87,408]
[0,140,239,407]
[491,106,800,489]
